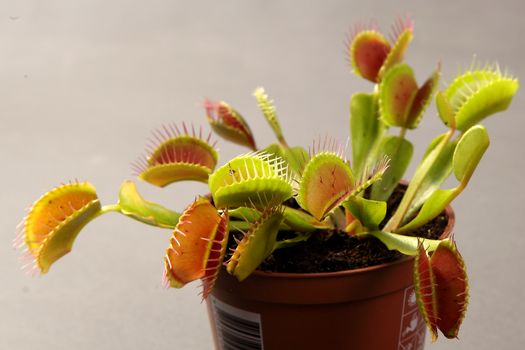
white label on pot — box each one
[211,296,264,350]
[398,286,426,350]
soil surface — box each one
[255,184,449,273]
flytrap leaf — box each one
[201,209,229,299]
[348,30,391,83]
[118,180,180,228]
[442,63,519,132]
[414,240,469,340]
[350,93,383,180]
[296,152,354,221]
[430,240,469,339]
[15,182,101,274]
[205,99,257,150]
[377,15,414,79]
[398,125,490,233]
[163,198,229,292]
[226,205,284,281]
[208,152,293,209]
[253,87,287,146]
[414,244,438,341]
[379,63,439,129]
[133,124,219,187]
[406,64,441,129]
[347,16,413,83]
[379,63,418,127]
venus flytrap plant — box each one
[15,16,518,344]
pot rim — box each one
[250,205,455,280]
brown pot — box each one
[207,207,455,350]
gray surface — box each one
[1,1,524,349]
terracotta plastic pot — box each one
[207,207,454,350]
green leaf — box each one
[384,130,457,232]
[444,65,519,131]
[379,63,419,128]
[297,153,354,220]
[343,197,386,230]
[208,152,293,209]
[397,188,457,233]
[405,133,458,218]
[118,181,180,228]
[398,125,490,233]
[227,206,284,281]
[366,231,444,256]
[370,136,413,201]
[350,93,383,180]
[453,125,490,183]
[283,206,333,232]
[274,232,313,250]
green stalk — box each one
[93,204,122,219]
[100,204,273,233]
[398,127,407,144]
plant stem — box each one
[100,204,121,214]
[398,126,407,140]
[90,204,122,220]
[279,137,289,149]
[384,127,455,232]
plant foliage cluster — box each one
[15,16,518,341]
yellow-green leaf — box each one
[118,180,180,228]
[453,125,490,183]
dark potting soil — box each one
[256,184,449,273]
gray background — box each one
[1,1,524,349]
